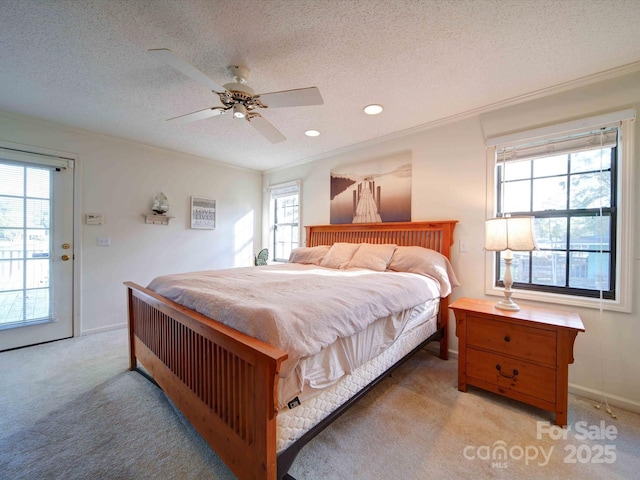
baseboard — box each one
[569,383,640,415]
[80,323,127,336]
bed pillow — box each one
[387,246,460,296]
[346,243,397,272]
[288,245,331,265]
[319,242,361,269]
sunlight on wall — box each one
[234,210,255,267]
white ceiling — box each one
[2,0,640,172]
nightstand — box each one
[450,297,584,426]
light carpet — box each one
[1,328,638,479]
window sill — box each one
[484,285,630,313]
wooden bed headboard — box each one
[305,221,458,260]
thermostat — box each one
[85,213,104,225]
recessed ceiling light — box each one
[305,129,320,137]
[363,104,383,115]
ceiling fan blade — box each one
[168,107,226,124]
[256,87,323,108]
[149,48,227,93]
[248,115,286,143]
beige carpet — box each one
[1,328,638,479]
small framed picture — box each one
[190,196,216,229]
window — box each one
[270,182,300,262]
[485,110,635,310]
[0,161,52,326]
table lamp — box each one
[485,215,537,311]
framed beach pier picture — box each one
[330,152,412,224]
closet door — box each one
[0,150,74,351]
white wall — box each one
[0,111,262,335]
[263,70,640,411]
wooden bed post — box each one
[439,297,449,360]
[127,286,137,371]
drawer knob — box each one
[496,364,519,379]
[504,335,511,342]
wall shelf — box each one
[143,214,173,225]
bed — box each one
[125,220,457,479]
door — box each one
[0,149,74,351]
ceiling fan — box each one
[149,48,323,143]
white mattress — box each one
[276,303,440,452]
[278,298,439,409]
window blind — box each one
[486,108,635,163]
[496,126,618,163]
[0,158,55,325]
[269,181,299,198]
[0,147,72,169]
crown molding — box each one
[266,61,640,174]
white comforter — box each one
[147,263,442,377]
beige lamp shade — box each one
[485,216,537,252]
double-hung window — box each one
[485,110,635,310]
[269,182,300,262]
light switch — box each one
[97,236,111,246]
[459,239,468,252]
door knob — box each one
[61,254,70,261]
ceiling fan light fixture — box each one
[305,129,320,137]
[364,104,384,115]
[151,49,323,144]
[233,104,247,119]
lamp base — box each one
[495,297,520,311]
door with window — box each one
[0,149,74,351]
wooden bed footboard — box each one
[126,282,288,480]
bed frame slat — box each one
[305,221,453,255]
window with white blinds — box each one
[485,109,635,308]
[0,160,54,326]
[269,181,300,262]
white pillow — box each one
[319,242,361,269]
[288,245,331,265]
[387,246,460,296]
[347,243,397,272]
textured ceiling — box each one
[2,0,640,172]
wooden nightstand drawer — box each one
[466,348,556,404]
[467,314,557,366]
